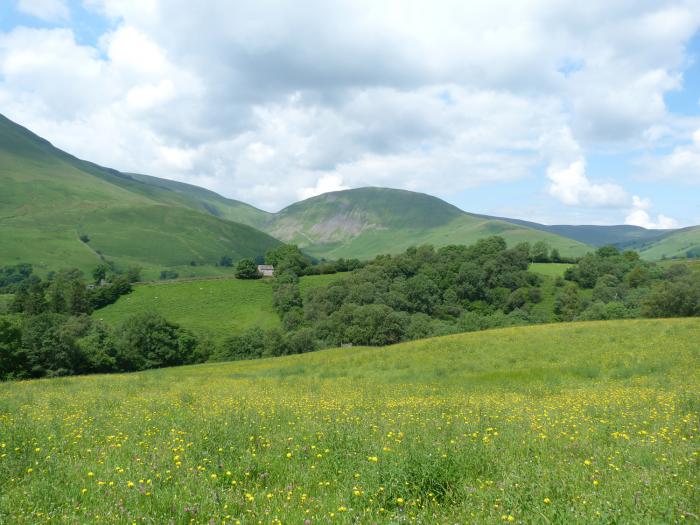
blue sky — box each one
[1,0,699,226]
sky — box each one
[1,0,700,227]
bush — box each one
[642,275,700,318]
[113,312,197,371]
[214,327,266,361]
[234,258,261,279]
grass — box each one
[0,318,697,523]
[638,226,700,260]
[528,262,573,277]
[94,274,344,340]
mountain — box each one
[4,113,694,273]
[478,214,700,260]
[0,114,280,278]
[264,187,592,259]
[477,214,677,249]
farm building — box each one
[257,264,274,277]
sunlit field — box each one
[1,319,698,524]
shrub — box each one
[234,258,261,279]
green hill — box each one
[636,225,700,260]
[1,318,697,523]
[267,188,592,259]
[0,114,280,277]
[94,273,343,340]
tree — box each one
[265,245,310,275]
[550,248,561,263]
[554,284,584,321]
[642,275,700,318]
[273,283,303,314]
[214,327,266,361]
[92,264,109,284]
[531,241,550,263]
[113,312,197,371]
[11,277,47,315]
[235,258,261,279]
[0,263,33,293]
[0,316,25,379]
[219,255,233,267]
[20,314,90,377]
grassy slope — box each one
[270,188,592,260]
[528,262,573,277]
[0,114,279,275]
[94,274,343,340]
[0,319,697,523]
[637,225,700,260]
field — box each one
[94,274,343,339]
[0,318,697,524]
[528,262,572,277]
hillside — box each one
[1,318,697,523]
[479,215,676,249]
[0,114,279,277]
[94,273,343,339]
[5,113,696,272]
[636,225,700,260]
[267,188,591,259]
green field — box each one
[94,274,343,340]
[528,262,573,277]
[1,319,697,523]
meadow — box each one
[94,274,343,340]
[0,318,697,524]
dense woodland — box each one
[1,237,698,379]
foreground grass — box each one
[94,274,343,340]
[0,319,698,524]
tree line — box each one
[1,239,698,377]
[214,240,700,362]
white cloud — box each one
[625,195,679,229]
[298,175,349,200]
[641,127,700,183]
[17,0,69,23]
[1,1,699,216]
[546,159,629,207]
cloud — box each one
[546,159,629,207]
[1,1,699,216]
[17,0,69,23]
[625,196,679,229]
[298,175,349,200]
[642,127,700,183]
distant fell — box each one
[265,187,592,260]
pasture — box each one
[94,274,343,340]
[0,318,697,523]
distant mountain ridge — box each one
[264,188,591,260]
[475,214,677,248]
[1,113,698,274]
